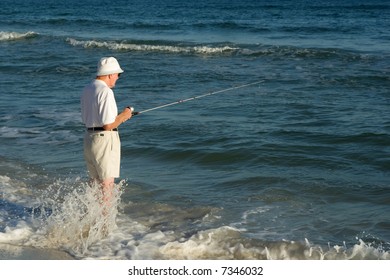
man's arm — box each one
[103,107,132,130]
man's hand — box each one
[121,107,133,122]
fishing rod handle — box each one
[127,106,139,116]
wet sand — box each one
[0,243,74,260]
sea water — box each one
[0,0,389,259]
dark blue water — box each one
[0,0,389,259]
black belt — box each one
[87,127,118,131]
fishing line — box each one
[129,80,264,116]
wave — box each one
[241,45,375,61]
[66,37,378,62]
[159,227,390,260]
[0,159,389,260]
[1,30,379,61]
[66,37,239,55]
[0,31,38,41]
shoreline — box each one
[0,243,74,260]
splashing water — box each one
[29,180,123,256]
[1,173,389,260]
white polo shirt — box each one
[81,79,118,128]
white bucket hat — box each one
[96,57,124,76]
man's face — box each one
[108,73,121,88]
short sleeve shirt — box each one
[81,79,118,127]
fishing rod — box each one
[128,80,264,116]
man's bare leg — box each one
[101,177,115,207]
[100,177,115,236]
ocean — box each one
[0,0,389,260]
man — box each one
[81,57,132,206]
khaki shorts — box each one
[83,131,121,180]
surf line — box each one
[129,80,264,116]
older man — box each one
[81,57,132,205]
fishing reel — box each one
[127,106,139,116]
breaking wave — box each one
[66,38,239,55]
[0,31,38,41]
[0,170,389,260]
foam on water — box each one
[30,180,123,256]
[0,175,37,206]
[0,172,121,257]
[66,38,238,55]
[1,171,389,260]
[158,227,390,260]
[0,31,38,41]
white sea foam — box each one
[0,31,37,41]
[27,180,123,256]
[66,38,238,55]
[160,228,390,260]
[0,222,32,244]
[0,175,36,205]
[0,126,42,139]
[1,174,389,260]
